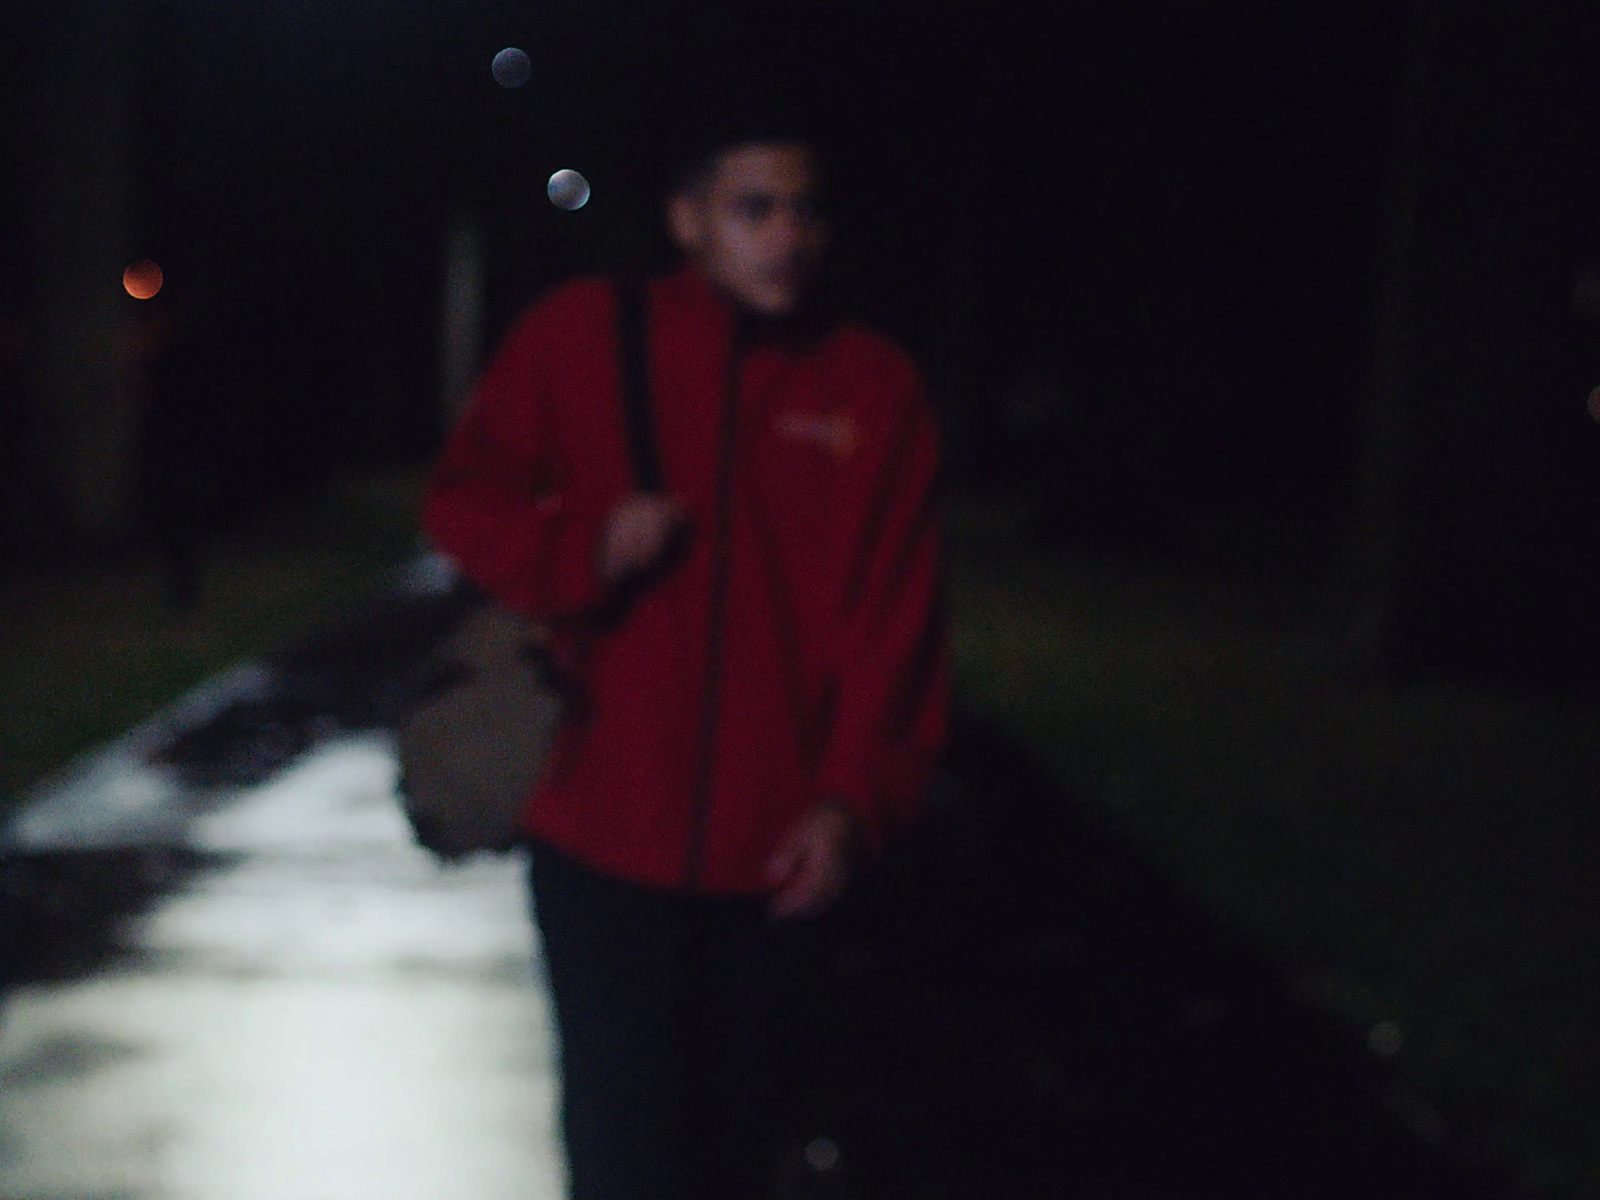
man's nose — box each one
[766,205,813,251]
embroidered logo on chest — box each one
[772,409,858,462]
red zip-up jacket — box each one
[422,265,949,895]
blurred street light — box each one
[123,259,164,300]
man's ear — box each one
[667,192,702,256]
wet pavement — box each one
[0,732,563,1200]
[0,576,1515,1199]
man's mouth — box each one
[763,264,804,291]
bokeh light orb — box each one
[1587,385,1600,424]
[547,169,591,211]
[803,1137,841,1173]
[123,259,163,300]
[1367,1020,1404,1058]
[492,47,532,89]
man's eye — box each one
[739,196,776,222]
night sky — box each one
[112,3,1403,481]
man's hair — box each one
[659,99,826,200]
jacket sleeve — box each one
[814,367,951,853]
[421,299,610,622]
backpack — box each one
[395,275,661,859]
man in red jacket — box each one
[423,123,948,1199]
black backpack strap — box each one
[615,274,664,492]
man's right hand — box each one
[596,493,688,587]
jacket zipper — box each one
[682,328,744,890]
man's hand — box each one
[764,800,857,920]
[596,493,687,587]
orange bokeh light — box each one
[123,259,163,300]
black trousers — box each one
[528,840,816,1200]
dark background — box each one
[4,0,1600,690]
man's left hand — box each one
[764,800,857,920]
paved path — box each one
[0,730,566,1200]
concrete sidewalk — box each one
[0,730,565,1200]
[0,554,575,1199]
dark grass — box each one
[943,495,1600,1197]
[0,468,426,806]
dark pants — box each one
[528,841,815,1200]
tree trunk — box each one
[438,210,486,428]
[1339,0,1444,672]
[23,0,141,548]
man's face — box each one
[668,143,829,318]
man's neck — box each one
[681,264,831,347]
